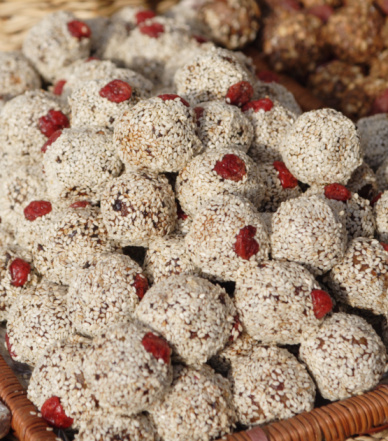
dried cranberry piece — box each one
[158,94,190,107]
[10,258,31,287]
[214,154,247,182]
[242,98,274,113]
[69,201,90,209]
[5,333,16,359]
[41,397,74,429]
[41,130,62,153]
[371,192,383,206]
[194,106,204,127]
[324,183,351,202]
[53,80,66,96]
[134,273,148,299]
[67,20,91,40]
[371,89,388,115]
[135,10,156,24]
[139,22,165,38]
[142,332,171,364]
[39,110,69,138]
[311,289,333,319]
[273,161,298,189]
[229,315,243,341]
[380,242,388,252]
[225,81,254,107]
[257,71,279,83]
[234,225,259,260]
[193,34,208,43]
[99,80,132,103]
[307,5,334,23]
[24,201,52,221]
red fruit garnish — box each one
[24,201,52,221]
[234,225,259,260]
[194,106,204,126]
[193,34,208,43]
[380,242,388,252]
[225,81,254,107]
[229,315,242,341]
[69,201,90,209]
[273,161,298,189]
[142,332,171,364]
[9,258,31,287]
[371,192,383,206]
[177,202,188,220]
[257,71,279,83]
[139,22,165,38]
[242,98,274,112]
[214,154,247,182]
[53,80,66,96]
[134,273,148,299]
[67,20,91,40]
[158,94,190,107]
[5,333,16,359]
[99,79,132,103]
[311,289,333,319]
[307,5,334,23]
[324,183,351,202]
[38,110,69,138]
[371,89,388,115]
[41,397,74,429]
[135,10,156,24]
[41,130,62,153]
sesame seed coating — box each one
[280,108,362,186]
[300,313,387,401]
[271,195,347,275]
[374,190,388,242]
[185,194,270,282]
[254,80,302,116]
[375,156,388,191]
[136,274,238,365]
[101,172,177,247]
[82,320,172,415]
[150,364,236,441]
[357,114,388,170]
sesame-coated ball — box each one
[357,114,388,170]
[374,191,388,242]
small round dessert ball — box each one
[185,194,270,281]
[257,161,302,212]
[374,191,388,242]
[244,98,296,162]
[69,79,142,130]
[271,195,347,275]
[254,80,302,116]
[43,128,122,203]
[143,235,200,284]
[136,274,240,365]
[235,261,332,345]
[280,108,362,186]
[0,51,41,101]
[32,204,119,285]
[68,254,148,337]
[82,320,172,415]
[300,313,387,401]
[0,90,69,162]
[195,100,253,153]
[176,148,263,218]
[6,280,71,366]
[150,364,236,441]
[198,0,261,49]
[114,96,202,173]
[27,336,95,428]
[101,172,177,247]
[347,162,379,202]
[22,11,92,82]
[174,47,255,106]
[322,6,383,65]
[225,344,315,426]
[357,114,388,170]
[327,238,388,315]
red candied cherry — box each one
[39,110,69,138]
[380,242,388,252]
[5,333,17,360]
[273,161,298,189]
[142,332,171,364]
[229,315,243,341]
[139,22,165,38]
[10,258,31,287]
[311,289,333,319]
[134,273,149,299]
[67,20,91,40]
[135,10,156,24]
[214,154,247,182]
[158,94,190,107]
[324,183,351,202]
[307,5,334,23]
[225,81,254,107]
[242,98,274,113]
[41,130,62,153]
[371,89,388,115]
[99,80,132,103]
[234,225,259,260]
[257,71,279,83]
[24,201,52,222]
[53,80,66,96]
[69,201,90,209]
[41,396,74,429]
[371,192,383,206]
